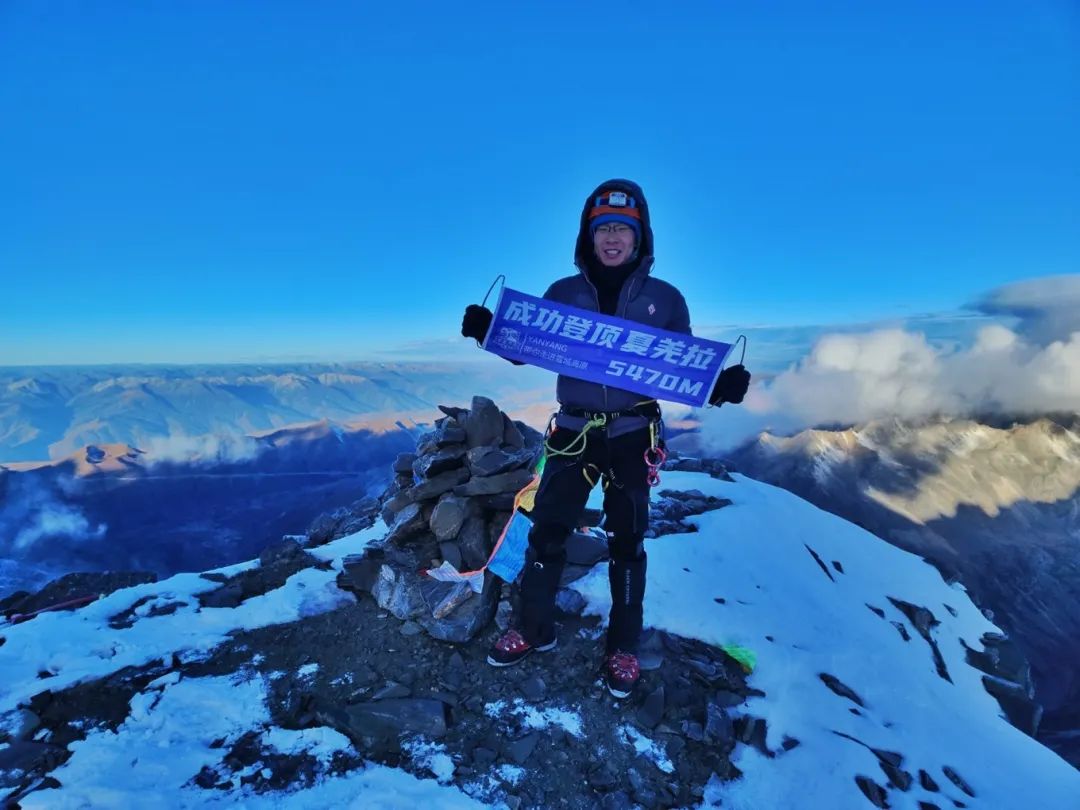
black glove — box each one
[710,364,751,405]
[461,304,493,343]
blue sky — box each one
[1,1,1077,365]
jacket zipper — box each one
[579,269,642,413]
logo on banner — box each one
[490,326,523,353]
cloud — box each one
[142,432,262,465]
[13,504,107,551]
[0,475,107,553]
[971,274,1080,346]
[700,275,1080,452]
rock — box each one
[319,699,448,742]
[438,404,469,421]
[438,542,464,571]
[399,621,424,637]
[854,775,890,809]
[372,682,412,700]
[680,720,704,742]
[467,447,534,477]
[559,563,593,587]
[393,453,417,474]
[638,651,664,671]
[703,701,733,747]
[414,446,468,479]
[372,564,427,620]
[521,676,547,701]
[412,468,471,503]
[942,766,976,797]
[0,740,65,789]
[711,689,745,708]
[638,686,665,729]
[338,552,384,595]
[819,673,866,707]
[588,764,618,790]
[305,499,380,546]
[454,469,535,497]
[442,652,466,690]
[466,396,504,449]
[419,574,499,643]
[0,708,40,742]
[601,791,632,809]
[505,732,540,765]
[661,456,734,481]
[385,503,428,545]
[502,414,525,449]
[195,579,244,609]
[420,579,473,619]
[495,599,513,632]
[555,588,587,616]
[381,489,414,520]
[965,634,1041,736]
[258,538,305,568]
[580,507,604,527]
[919,770,940,792]
[457,517,491,571]
[475,492,518,511]
[472,747,497,767]
[878,758,913,791]
[3,572,157,620]
[566,531,608,566]
[430,496,468,542]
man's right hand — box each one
[461,304,493,343]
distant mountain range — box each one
[0,418,420,598]
[695,415,1080,767]
[0,362,555,464]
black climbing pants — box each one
[519,424,651,654]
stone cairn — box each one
[338,396,545,643]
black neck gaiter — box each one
[584,255,640,316]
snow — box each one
[20,672,483,809]
[402,738,456,783]
[496,764,526,785]
[5,469,1079,808]
[2,519,488,807]
[573,471,1080,809]
[0,522,385,708]
[261,727,350,763]
[618,724,674,774]
[484,698,584,738]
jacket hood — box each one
[574,178,654,272]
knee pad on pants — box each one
[607,531,645,562]
[528,521,569,564]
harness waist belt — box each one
[560,402,662,423]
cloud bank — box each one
[702,275,1080,451]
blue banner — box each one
[482,286,733,407]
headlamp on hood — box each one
[589,190,642,241]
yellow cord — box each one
[544,413,608,458]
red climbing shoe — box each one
[604,651,641,698]
[486,629,557,667]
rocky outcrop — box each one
[339,397,543,643]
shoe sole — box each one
[486,638,557,668]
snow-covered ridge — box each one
[1,470,1077,808]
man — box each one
[461,179,751,697]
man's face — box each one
[592,223,636,267]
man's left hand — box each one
[710,364,751,405]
